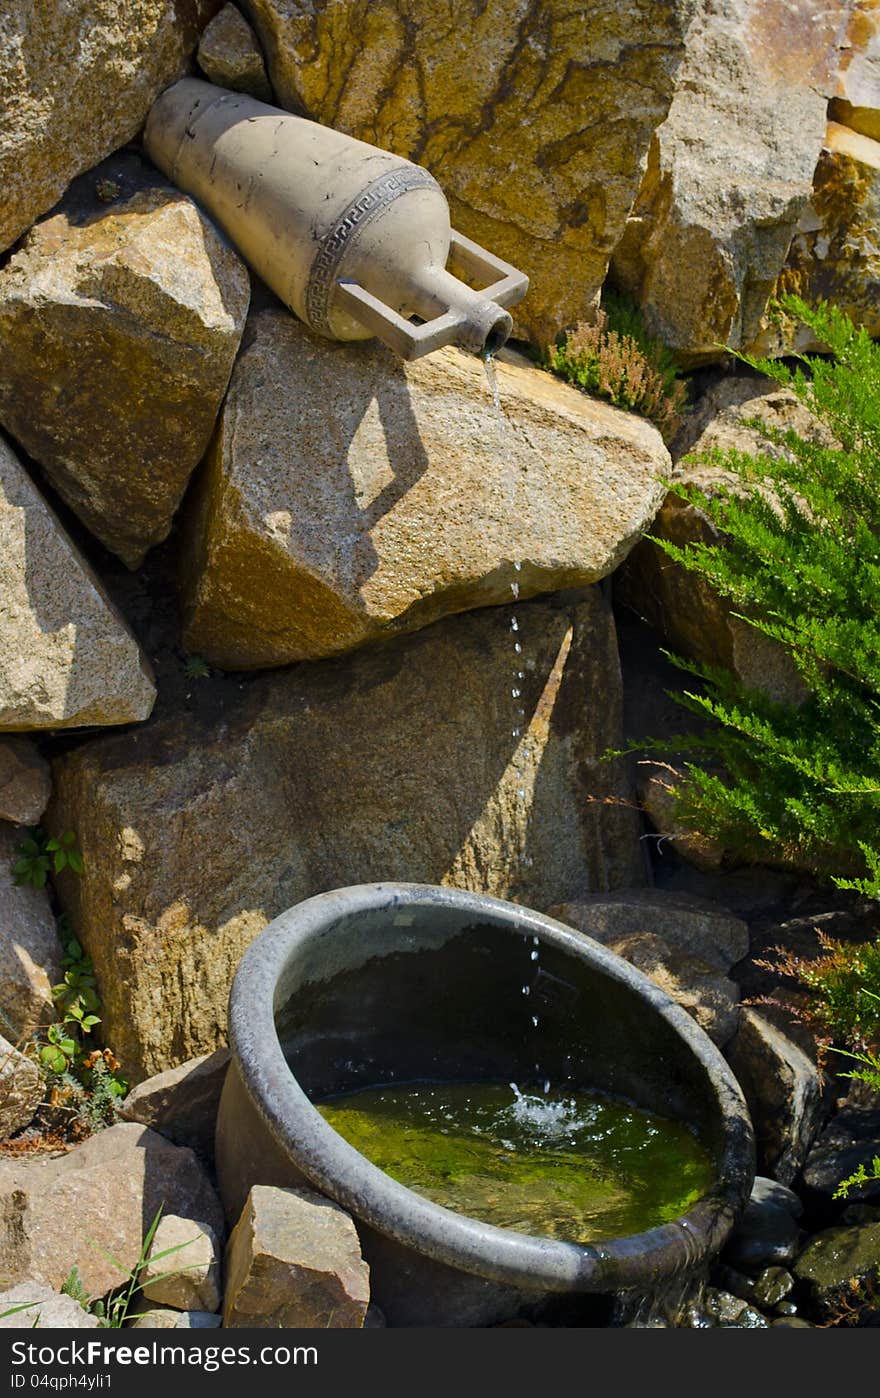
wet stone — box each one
[722,1199,801,1271]
[750,1176,804,1220]
[703,1288,749,1324]
[732,1307,770,1329]
[752,1267,794,1308]
[711,1264,756,1304]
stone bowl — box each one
[216,883,755,1326]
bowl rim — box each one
[226,881,756,1292]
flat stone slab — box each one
[181,311,670,668]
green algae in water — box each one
[316,1081,714,1244]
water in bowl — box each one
[315,1079,714,1243]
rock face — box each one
[611,0,852,362]
[0,1123,225,1298]
[832,0,880,140]
[49,591,644,1079]
[120,1050,230,1160]
[198,4,272,99]
[549,890,748,1047]
[223,1186,369,1329]
[0,438,156,731]
[181,311,670,668]
[755,123,880,355]
[0,738,50,826]
[726,1008,823,1185]
[141,1214,222,1312]
[0,1034,43,1141]
[0,157,250,569]
[0,824,62,1036]
[0,0,222,254]
[619,374,818,705]
[0,1283,99,1329]
[242,0,693,342]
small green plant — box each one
[33,916,127,1118]
[544,289,688,441]
[183,654,211,680]
[13,828,83,888]
[638,297,880,897]
[60,1266,90,1307]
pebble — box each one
[752,1266,794,1308]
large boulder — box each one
[611,0,852,363]
[0,1123,225,1298]
[0,738,50,826]
[181,310,670,668]
[0,0,221,254]
[242,0,693,343]
[0,824,62,1037]
[223,1186,369,1329]
[754,122,880,355]
[49,590,644,1080]
[0,437,156,730]
[0,156,250,569]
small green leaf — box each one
[40,1045,68,1073]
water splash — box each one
[506,1082,594,1143]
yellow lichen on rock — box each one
[243,0,692,343]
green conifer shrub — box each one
[646,297,880,899]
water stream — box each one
[484,352,549,1095]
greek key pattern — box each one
[305,165,440,331]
